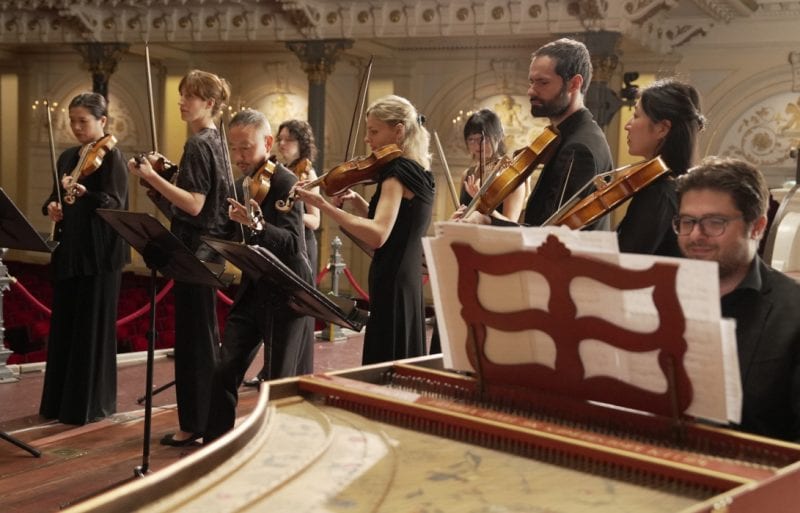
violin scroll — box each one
[63,133,118,205]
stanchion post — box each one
[0,249,19,383]
[317,236,347,341]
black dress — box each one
[362,157,434,365]
[39,144,129,425]
[616,174,681,257]
[169,127,232,435]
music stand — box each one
[0,188,55,457]
[95,209,233,477]
[201,237,369,331]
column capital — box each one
[286,39,353,84]
[73,43,129,99]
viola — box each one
[63,133,117,204]
[544,156,669,229]
[276,144,403,212]
[462,126,560,218]
[242,158,277,230]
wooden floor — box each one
[0,328,372,513]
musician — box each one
[204,108,312,443]
[460,109,524,221]
[462,38,612,228]
[241,119,320,388]
[675,156,800,442]
[293,94,435,365]
[128,69,232,446]
[40,92,129,425]
[619,79,705,256]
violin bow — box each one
[461,157,505,219]
[44,98,61,242]
[555,152,576,212]
[478,131,485,184]
[345,55,374,161]
[144,43,159,154]
[217,116,247,242]
[336,55,376,258]
[432,130,460,210]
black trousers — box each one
[205,286,312,442]
[173,281,220,434]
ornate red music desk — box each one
[65,234,800,513]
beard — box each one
[530,83,571,119]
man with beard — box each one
[675,156,800,442]
[204,108,313,443]
[463,38,613,227]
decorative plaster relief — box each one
[719,91,800,170]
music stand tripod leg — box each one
[134,244,170,476]
[136,379,175,405]
[0,430,41,457]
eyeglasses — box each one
[671,215,743,237]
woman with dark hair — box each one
[618,78,706,256]
[460,109,525,221]
[40,92,129,425]
[129,69,233,446]
[276,119,320,275]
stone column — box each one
[582,31,622,129]
[73,43,129,100]
[286,39,353,171]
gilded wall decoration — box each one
[252,92,308,136]
[719,92,800,169]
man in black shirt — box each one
[463,38,612,228]
[675,156,800,442]
[204,109,313,443]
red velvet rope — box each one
[10,277,179,327]
[115,280,175,326]
[316,265,330,286]
[216,290,233,305]
[343,268,370,301]
[9,280,52,316]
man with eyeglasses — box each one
[674,156,800,442]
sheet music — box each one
[423,222,742,424]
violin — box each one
[63,133,117,204]
[276,144,403,212]
[132,152,178,218]
[290,158,313,182]
[242,157,277,230]
[543,156,669,229]
[462,126,560,218]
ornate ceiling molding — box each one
[0,0,796,54]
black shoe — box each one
[160,432,202,447]
[242,377,263,388]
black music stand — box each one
[0,188,56,457]
[201,237,369,331]
[95,209,233,477]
